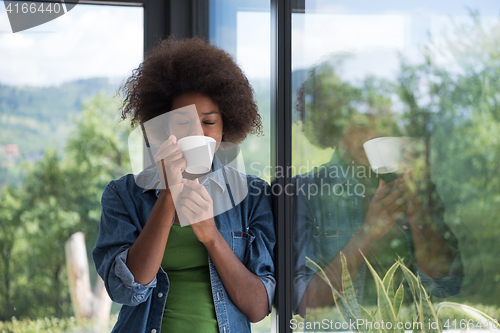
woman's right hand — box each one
[154,135,186,197]
[127,135,183,286]
[362,178,407,242]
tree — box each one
[396,13,500,304]
[2,92,132,320]
[0,186,22,321]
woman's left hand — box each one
[398,137,429,212]
[177,179,219,244]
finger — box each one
[155,146,177,164]
[184,179,212,202]
[155,143,182,162]
[390,209,405,222]
[177,195,210,224]
[154,135,180,160]
[393,204,407,218]
[194,179,212,202]
[161,161,186,188]
[154,139,173,156]
[381,187,404,206]
[387,196,406,211]
[178,204,196,220]
[183,179,205,192]
[169,157,187,173]
[394,177,405,187]
[179,186,207,207]
[157,152,184,168]
[178,195,204,212]
[374,179,390,199]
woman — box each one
[92,38,275,333]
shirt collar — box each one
[141,156,226,197]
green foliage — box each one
[0,92,131,321]
[306,253,498,333]
[299,60,363,149]
[0,186,23,321]
[396,15,500,304]
[436,302,500,332]
[0,314,118,333]
[0,78,120,187]
[298,60,401,151]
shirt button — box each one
[151,329,157,333]
[158,292,163,298]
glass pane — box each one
[0,3,143,330]
[210,1,273,332]
[292,1,499,331]
[210,0,271,183]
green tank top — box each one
[161,223,219,333]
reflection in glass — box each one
[292,1,498,331]
[294,60,462,311]
[209,1,272,331]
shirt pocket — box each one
[231,231,255,264]
[312,233,339,268]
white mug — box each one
[177,135,216,174]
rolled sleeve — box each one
[258,275,276,314]
[247,178,276,315]
[93,181,157,307]
[113,249,157,300]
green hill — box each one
[0,78,121,186]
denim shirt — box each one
[92,157,276,333]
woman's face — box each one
[341,123,378,166]
[170,92,224,150]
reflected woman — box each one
[93,38,275,333]
[293,61,463,315]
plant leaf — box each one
[340,252,362,320]
[397,259,440,333]
[361,251,403,333]
[360,306,376,333]
[436,302,500,333]
[305,256,351,322]
[383,261,399,306]
[393,283,405,319]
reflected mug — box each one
[363,137,404,174]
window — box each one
[2,1,499,332]
[0,2,142,329]
[290,1,500,332]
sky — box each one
[0,3,143,87]
[0,1,499,87]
